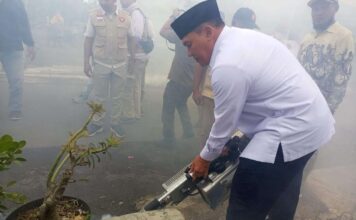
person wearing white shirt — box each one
[171,1,335,219]
[120,0,150,120]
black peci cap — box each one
[171,0,222,39]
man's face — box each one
[311,1,338,30]
[182,26,213,66]
[120,0,134,8]
[99,0,117,13]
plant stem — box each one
[49,154,70,184]
[46,148,66,187]
[46,111,95,187]
[39,104,106,219]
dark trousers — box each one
[226,146,314,220]
[161,80,193,139]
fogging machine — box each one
[144,131,250,211]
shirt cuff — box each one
[200,146,221,162]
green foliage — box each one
[0,135,26,171]
[38,102,122,220]
[0,135,27,213]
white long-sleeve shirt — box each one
[200,26,335,163]
[125,3,145,40]
[123,2,149,60]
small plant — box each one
[14,102,121,220]
[0,134,27,213]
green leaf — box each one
[0,142,16,152]
[14,149,22,154]
[4,192,27,204]
[0,135,13,142]
[18,141,26,148]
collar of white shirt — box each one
[209,25,228,70]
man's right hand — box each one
[190,155,211,181]
[84,61,92,77]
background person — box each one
[120,0,152,121]
[296,0,354,206]
[83,0,132,137]
[0,0,36,120]
[47,11,65,47]
[270,1,354,217]
[159,8,196,145]
[298,0,354,114]
[231,7,259,30]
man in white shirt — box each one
[171,1,335,219]
[120,0,151,120]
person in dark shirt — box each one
[232,7,259,30]
[0,0,35,120]
[159,9,196,145]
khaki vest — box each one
[90,9,131,65]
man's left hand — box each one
[189,155,210,181]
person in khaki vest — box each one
[84,0,133,137]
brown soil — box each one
[16,197,89,220]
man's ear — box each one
[203,24,214,39]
